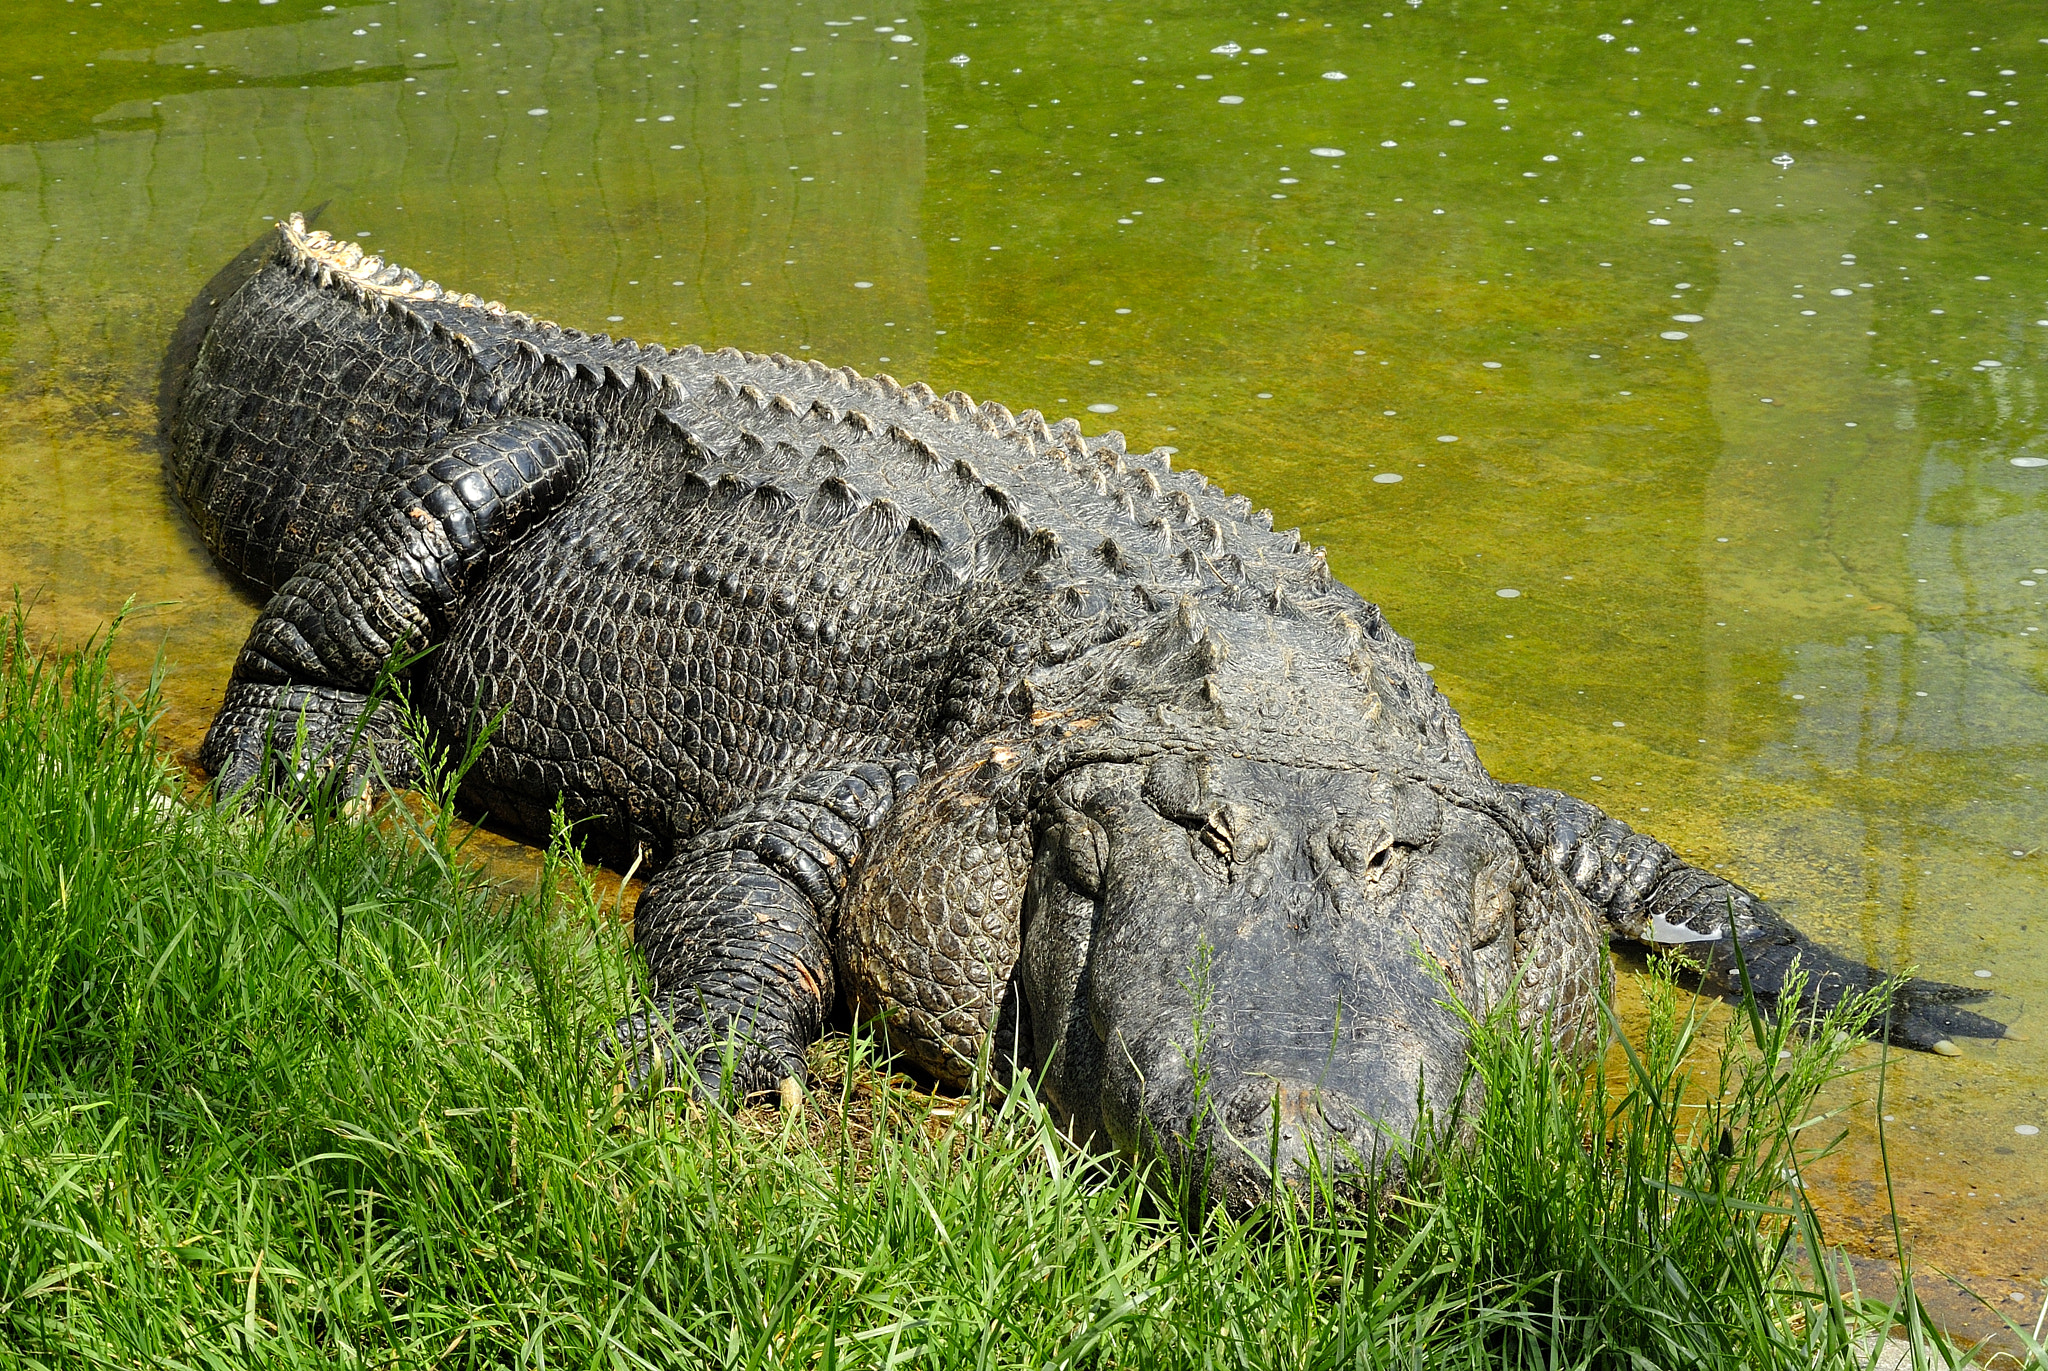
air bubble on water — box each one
[1436,434,1458,442]
[1146,176,1165,183]
[1649,218,1671,225]
[1661,330,1689,340]
[1218,95,1244,104]
[1323,71,1348,80]
[1311,147,1345,157]
[1673,313,1703,322]
[1212,42,1241,54]
[1373,472,1404,483]
[607,315,624,322]
[1496,588,1520,598]
[1483,361,1502,368]
[2018,1125,2041,1136]
[1542,153,1559,161]
[528,107,549,115]
[1979,359,2003,367]
[1382,140,1398,147]
[1465,76,1488,84]
[853,281,873,288]
[1673,182,1693,190]
[1087,403,1118,413]
[1976,969,1994,978]
[1449,119,1466,126]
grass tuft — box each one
[0,606,2034,1369]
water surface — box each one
[3,0,2043,1297]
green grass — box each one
[1,607,2040,1370]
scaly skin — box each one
[164,216,2005,1202]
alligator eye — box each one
[1054,818,1108,897]
[1326,818,1396,877]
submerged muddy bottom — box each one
[3,0,2042,1302]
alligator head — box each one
[1014,602,1598,1210]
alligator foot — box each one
[609,996,806,1105]
[1729,935,2006,1054]
[200,680,421,808]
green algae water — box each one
[2,0,2043,1301]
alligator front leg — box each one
[202,417,586,800]
[1502,784,2007,1053]
[615,760,920,1102]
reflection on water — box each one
[2,0,2043,1296]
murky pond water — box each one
[4,0,2043,1301]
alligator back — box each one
[170,217,1479,855]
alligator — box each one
[162,215,2004,1204]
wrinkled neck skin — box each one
[997,599,1586,1211]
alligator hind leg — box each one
[203,417,586,801]
[1502,784,2007,1052]
[614,761,918,1102]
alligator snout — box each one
[1203,1079,1410,1207]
